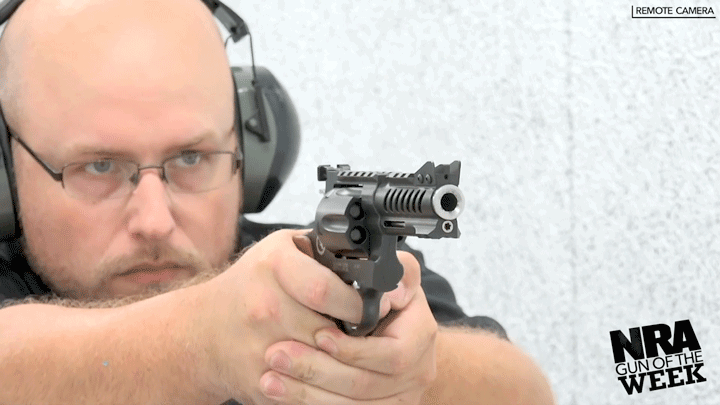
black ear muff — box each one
[232,66,301,213]
[0,105,17,240]
[0,0,23,241]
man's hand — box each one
[258,247,439,404]
[195,229,382,404]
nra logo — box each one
[609,319,706,395]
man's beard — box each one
[20,230,239,305]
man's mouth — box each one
[119,263,189,284]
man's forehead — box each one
[1,0,233,139]
[2,0,222,73]
[61,126,237,160]
[5,0,218,26]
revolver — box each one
[308,161,464,336]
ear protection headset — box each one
[0,0,301,241]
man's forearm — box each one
[0,285,227,405]
[421,327,555,405]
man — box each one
[0,0,555,403]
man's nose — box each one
[125,169,176,241]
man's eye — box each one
[84,160,115,175]
[175,152,202,167]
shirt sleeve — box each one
[0,265,33,303]
[399,240,509,340]
[0,240,51,304]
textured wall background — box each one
[224,0,719,403]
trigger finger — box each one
[397,251,421,287]
[379,281,408,316]
[378,251,420,315]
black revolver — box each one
[308,161,464,336]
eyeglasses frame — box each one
[8,129,243,195]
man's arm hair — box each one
[0,281,229,405]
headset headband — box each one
[0,0,245,39]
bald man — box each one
[0,0,554,404]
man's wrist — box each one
[119,281,231,404]
[179,280,234,403]
[421,326,555,405]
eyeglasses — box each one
[10,132,243,201]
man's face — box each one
[9,0,241,300]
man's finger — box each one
[313,291,437,375]
[375,250,422,319]
[274,233,364,324]
[262,340,417,401]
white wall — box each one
[228,1,719,403]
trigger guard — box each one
[343,288,382,337]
